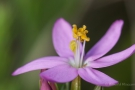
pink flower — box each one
[12,18,135,87]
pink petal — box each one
[53,18,82,58]
[90,44,135,68]
[78,67,118,87]
[40,64,78,83]
[40,78,52,90]
[12,56,68,75]
[85,20,124,60]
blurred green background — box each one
[0,0,135,90]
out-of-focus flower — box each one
[12,18,135,87]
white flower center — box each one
[69,39,87,68]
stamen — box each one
[72,24,90,42]
[81,35,90,41]
[72,24,78,39]
[80,40,86,67]
[83,25,86,30]
[73,24,77,31]
[69,24,90,68]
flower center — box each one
[69,24,90,68]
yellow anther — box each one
[77,32,82,36]
[83,25,86,30]
[73,33,78,39]
[72,24,90,42]
[70,40,77,53]
[72,24,78,39]
[85,37,90,41]
[84,30,88,34]
[81,34,90,42]
[78,28,83,32]
[73,28,77,34]
[73,24,77,29]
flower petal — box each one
[89,44,135,68]
[85,20,124,60]
[40,64,78,83]
[40,78,52,90]
[53,18,82,58]
[12,56,68,75]
[78,67,118,87]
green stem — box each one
[71,76,81,90]
[66,83,69,90]
[94,86,104,90]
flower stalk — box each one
[94,86,104,90]
[71,76,81,90]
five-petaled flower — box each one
[12,18,135,87]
